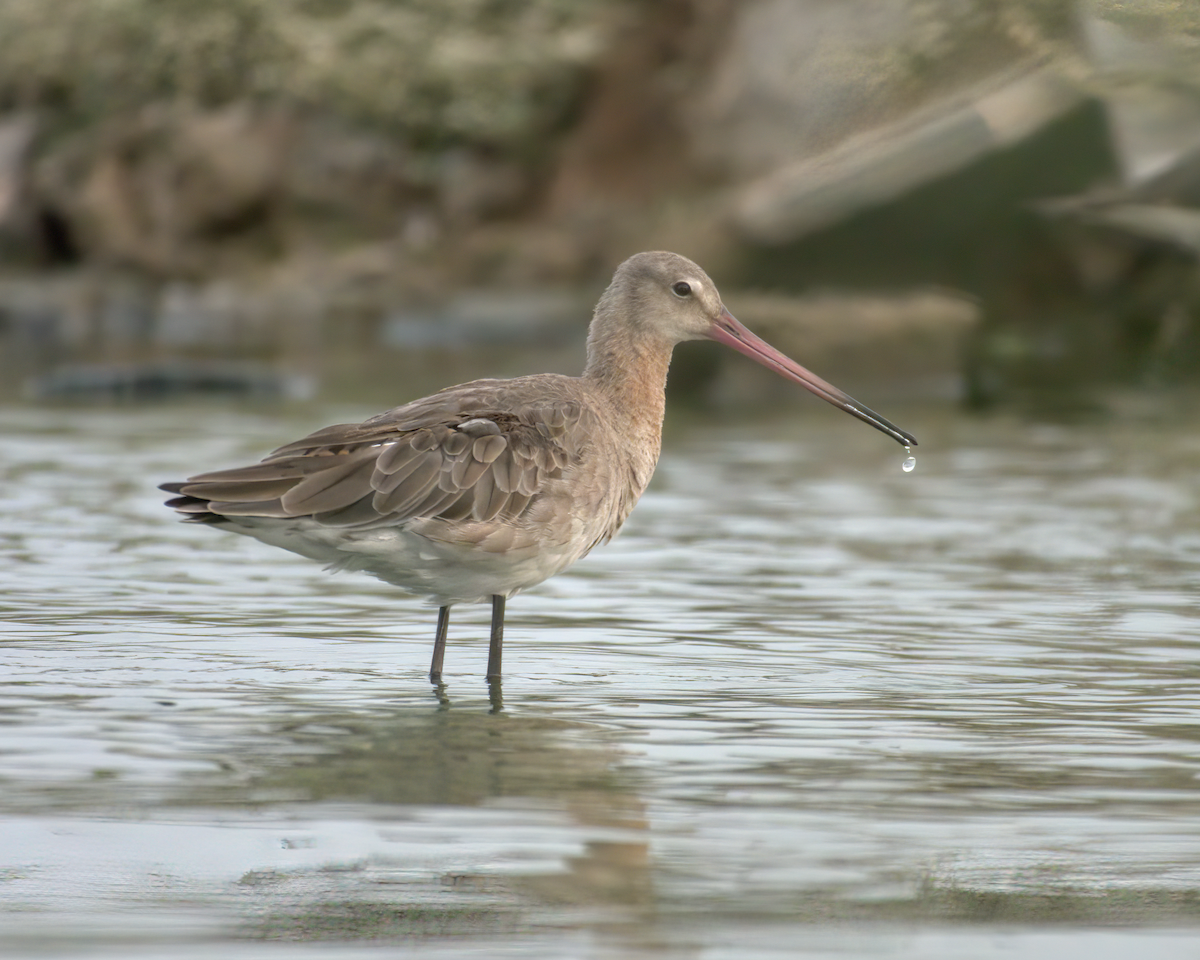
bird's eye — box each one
[672,281,692,298]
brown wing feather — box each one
[207,498,293,518]
[449,452,490,490]
[372,453,441,514]
[280,450,377,514]
[178,478,297,502]
[161,378,593,530]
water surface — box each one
[2,399,1200,957]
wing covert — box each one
[164,391,592,531]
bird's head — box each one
[596,251,918,448]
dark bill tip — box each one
[709,307,918,449]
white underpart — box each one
[216,512,606,607]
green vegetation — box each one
[0,0,618,149]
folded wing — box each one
[161,397,587,531]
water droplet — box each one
[902,446,916,473]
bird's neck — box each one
[583,324,672,457]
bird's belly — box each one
[215,515,595,606]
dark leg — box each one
[429,605,450,682]
[486,595,505,681]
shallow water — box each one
[2,398,1200,958]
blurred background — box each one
[7,5,1200,953]
[1,0,1198,411]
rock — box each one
[548,0,733,213]
[730,65,1083,244]
[283,116,427,232]
[0,113,38,258]
[1069,203,1200,258]
[438,149,530,226]
[1082,10,1200,187]
[0,113,35,227]
[32,105,426,277]
[34,105,295,275]
[688,0,1082,181]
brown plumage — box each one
[161,251,916,684]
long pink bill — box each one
[708,306,918,448]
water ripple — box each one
[3,402,1200,952]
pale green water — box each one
[2,398,1200,958]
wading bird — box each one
[162,251,916,685]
